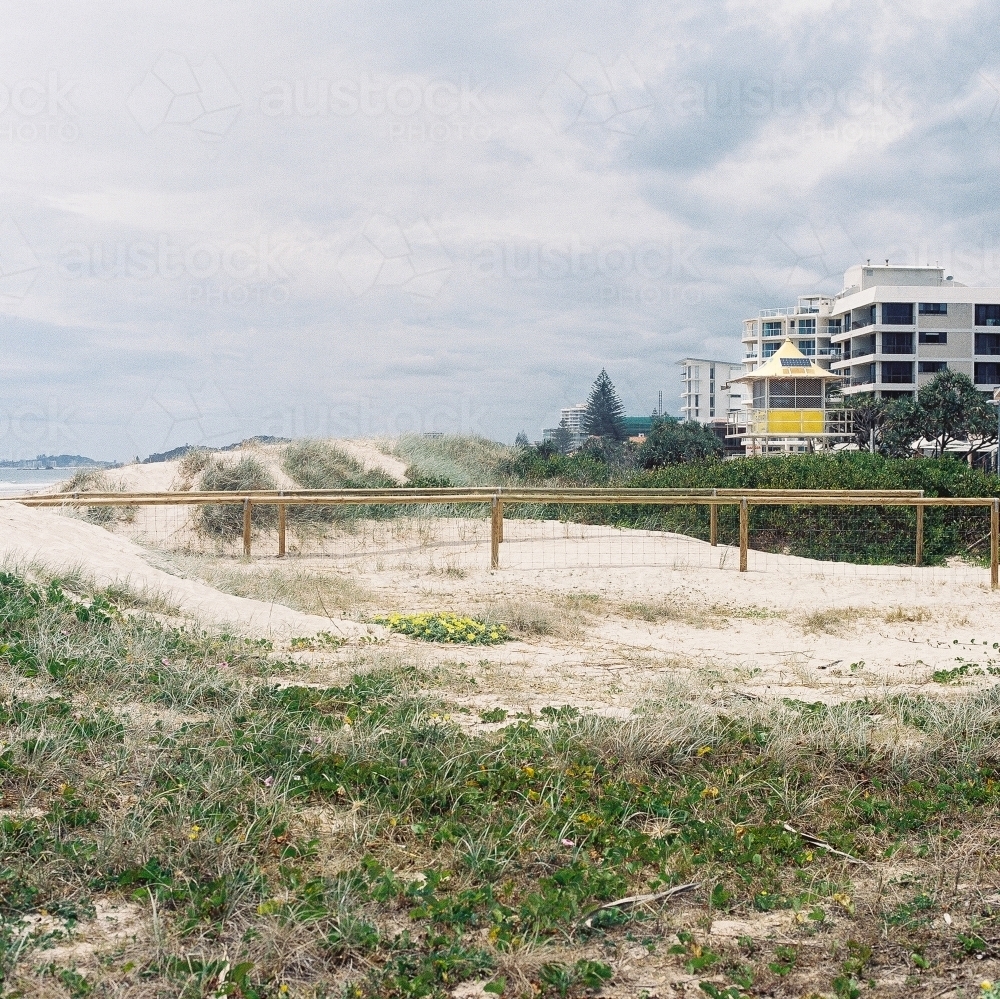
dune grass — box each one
[392,434,512,487]
[282,440,398,491]
[4,568,1000,996]
[197,456,278,538]
[165,558,373,618]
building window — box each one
[975,304,1000,326]
[798,339,816,355]
[762,342,779,357]
[753,382,766,409]
[918,361,947,374]
[882,361,913,383]
[975,362,1000,384]
[762,321,783,337]
[882,302,914,325]
[767,378,823,409]
[795,318,816,333]
[919,303,947,315]
[882,331,913,354]
[975,332,1000,355]
[919,330,947,344]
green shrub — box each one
[375,612,510,644]
[198,456,277,538]
[615,454,1000,565]
[637,421,722,468]
[282,440,397,490]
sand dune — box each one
[0,502,377,641]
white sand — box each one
[0,502,376,641]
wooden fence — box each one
[6,487,1000,587]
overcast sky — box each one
[2,0,999,459]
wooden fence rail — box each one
[3,488,998,587]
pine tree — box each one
[514,431,529,448]
[582,369,626,441]
[552,418,573,455]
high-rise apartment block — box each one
[741,264,1000,399]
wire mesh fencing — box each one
[10,488,1000,588]
[45,496,496,573]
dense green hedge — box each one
[509,455,1000,566]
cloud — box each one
[0,0,998,457]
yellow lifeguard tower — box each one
[728,339,848,454]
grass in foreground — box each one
[3,570,1000,997]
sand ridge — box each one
[0,503,378,641]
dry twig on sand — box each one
[579,882,701,927]
[783,822,870,867]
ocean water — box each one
[0,468,80,496]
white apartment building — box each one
[741,294,840,372]
[742,264,1000,400]
[678,358,746,423]
[542,403,589,449]
[829,264,1000,399]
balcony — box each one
[845,317,874,332]
[727,408,854,438]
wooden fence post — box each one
[490,496,501,569]
[278,503,286,558]
[915,503,924,567]
[709,495,718,547]
[739,497,748,572]
[992,499,999,591]
[243,498,252,558]
[498,500,504,543]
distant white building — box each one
[542,403,588,449]
[677,357,746,424]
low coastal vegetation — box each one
[374,612,510,645]
[3,568,1000,996]
[395,436,1000,566]
[198,455,278,538]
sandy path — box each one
[0,503,376,641]
[329,439,408,482]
